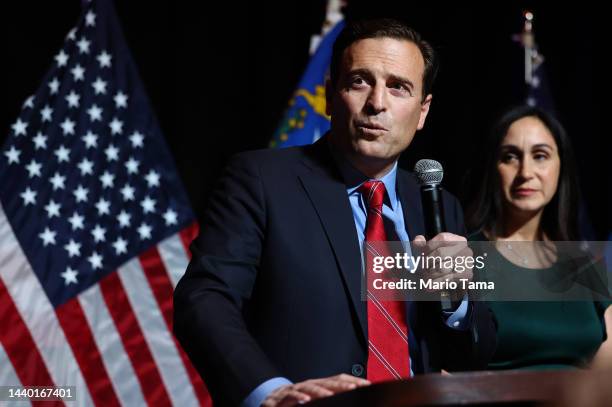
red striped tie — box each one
[359,181,410,382]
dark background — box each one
[2,1,609,238]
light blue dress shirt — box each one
[242,155,469,407]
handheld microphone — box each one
[414,159,453,310]
[414,159,446,239]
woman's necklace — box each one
[503,243,530,266]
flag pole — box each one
[522,11,535,85]
[309,0,345,55]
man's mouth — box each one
[356,122,388,131]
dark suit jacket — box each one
[174,136,497,406]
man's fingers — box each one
[330,373,371,386]
[301,382,337,396]
[276,390,311,407]
[264,374,370,406]
[413,235,426,248]
[263,387,312,407]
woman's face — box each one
[497,116,561,216]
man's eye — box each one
[351,77,366,86]
[389,83,411,95]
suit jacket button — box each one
[351,363,364,377]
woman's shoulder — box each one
[468,229,489,241]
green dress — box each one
[469,232,610,370]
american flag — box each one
[0,1,210,405]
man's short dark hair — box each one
[330,18,438,101]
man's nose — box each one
[365,85,387,115]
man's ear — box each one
[325,79,334,117]
[416,94,433,130]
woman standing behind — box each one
[466,105,611,370]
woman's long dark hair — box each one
[466,105,579,241]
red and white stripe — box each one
[0,205,211,406]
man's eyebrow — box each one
[347,68,375,79]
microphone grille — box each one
[414,159,444,185]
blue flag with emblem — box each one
[270,21,344,148]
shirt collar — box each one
[327,138,399,210]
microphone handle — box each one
[420,184,446,239]
[420,184,454,311]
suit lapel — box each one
[396,170,425,240]
[297,139,367,346]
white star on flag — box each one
[22,96,35,109]
[97,50,112,68]
[66,26,76,40]
[92,77,107,94]
[82,131,98,148]
[87,251,103,270]
[61,267,79,285]
[77,37,91,54]
[125,157,139,174]
[20,187,37,205]
[108,117,123,135]
[25,160,42,178]
[145,170,160,187]
[95,198,111,215]
[99,171,115,188]
[137,223,152,240]
[129,131,144,148]
[44,200,61,218]
[4,146,21,164]
[60,118,76,135]
[112,237,128,255]
[55,49,69,67]
[141,196,156,214]
[65,91,81,108]
[12,118,28,136]
[73,185,89,202]
[40,105,53,122]
[33,132,48,149]
[71,64,86,81]
[87,104,103,121]
[68,212,85,231]
[39,227,57,246]
[91,225,107,243]
[120,184,135,201]
[64,240,82,258]
[48,78,60,94]
[85,10,96,27]
[114,91,128,108]
[77,158,94,175]
[163,208,178,226]
[117,210,131,228]
[49,172,66,190]
[105,144,119,161]
[54,145,70,162]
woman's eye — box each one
[534,153,548,161]
[501,153,518,163]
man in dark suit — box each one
[174,18,496,407]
